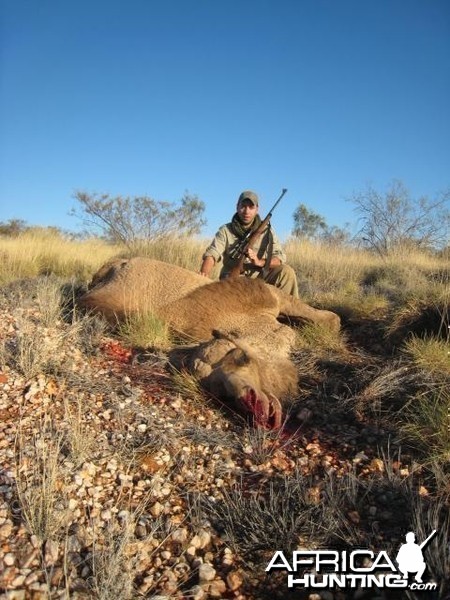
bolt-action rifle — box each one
[228,188,287,279]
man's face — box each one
[237,200,258,225]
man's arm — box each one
[199,226,228,277]
[246,249,281,269]
[200,255,215,277]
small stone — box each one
[44,539,59,566]
[189,585,206,600]
[12,574,26,587]
[22,548,40,568]
[4,552,15,566]
[150,502,163,517]
[370,458,384,472]
[0,521,13,539]
[226,570,243,591]
[68,498,78,510]
[353,451,369,463]
[24,571,39,585]
[208,578,227,597]
[4,591,25,600]
[197,529,211,549]
[171,528,188,543]
[198,563,216,583]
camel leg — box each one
[272,288,341,331]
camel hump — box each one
[80,257,211,320]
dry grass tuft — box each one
[6,318,62,379]
[124,236,206,272]
[400,384,450,463]
[348,363,421,419]
[170,368,208,408]
[62,396,96,466]
[88,515,136,600]
[117,310,172,350]
[387,294,449,345]
[404,335,450,377]
[14,416,67,541]
[199,469,360,566]
[294,321,350,355]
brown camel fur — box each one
[79,257,340,427]
[169,331,298,429]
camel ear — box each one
[233,348,251,366]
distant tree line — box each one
[2,181,449,257]
[0,219,72,238]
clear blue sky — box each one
[1,0,449,239]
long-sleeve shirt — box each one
[203,223,287,279]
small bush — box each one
[400,384,450,463]
[404,335,450,377]
[117,311,172,350]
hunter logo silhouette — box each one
[396,530,437,582]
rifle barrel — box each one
[266,188,288,217]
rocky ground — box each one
[0,278,448,600]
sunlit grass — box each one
[0,229,121,284]
[117,310,172,350]
[404,335,450,377]
[400,385,450,463]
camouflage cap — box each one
[237,190,259,207]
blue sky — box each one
[1,0,449,240]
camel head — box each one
[171,332,285,429]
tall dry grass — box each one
[0,229,210,284]
[285,238,450,318]
[0,230,122,284]
[2,229,448,297]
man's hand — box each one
[246,248,265,268]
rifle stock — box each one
[228,188,287,279]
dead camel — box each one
[79,257,340,428]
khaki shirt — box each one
[203,223,287,279]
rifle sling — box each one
[260,224,274,279]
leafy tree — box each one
[349,180,450,255]
[71,191,206,246]
[320,224,352,245]
[292,204,327,239]
[291,203,351,245]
